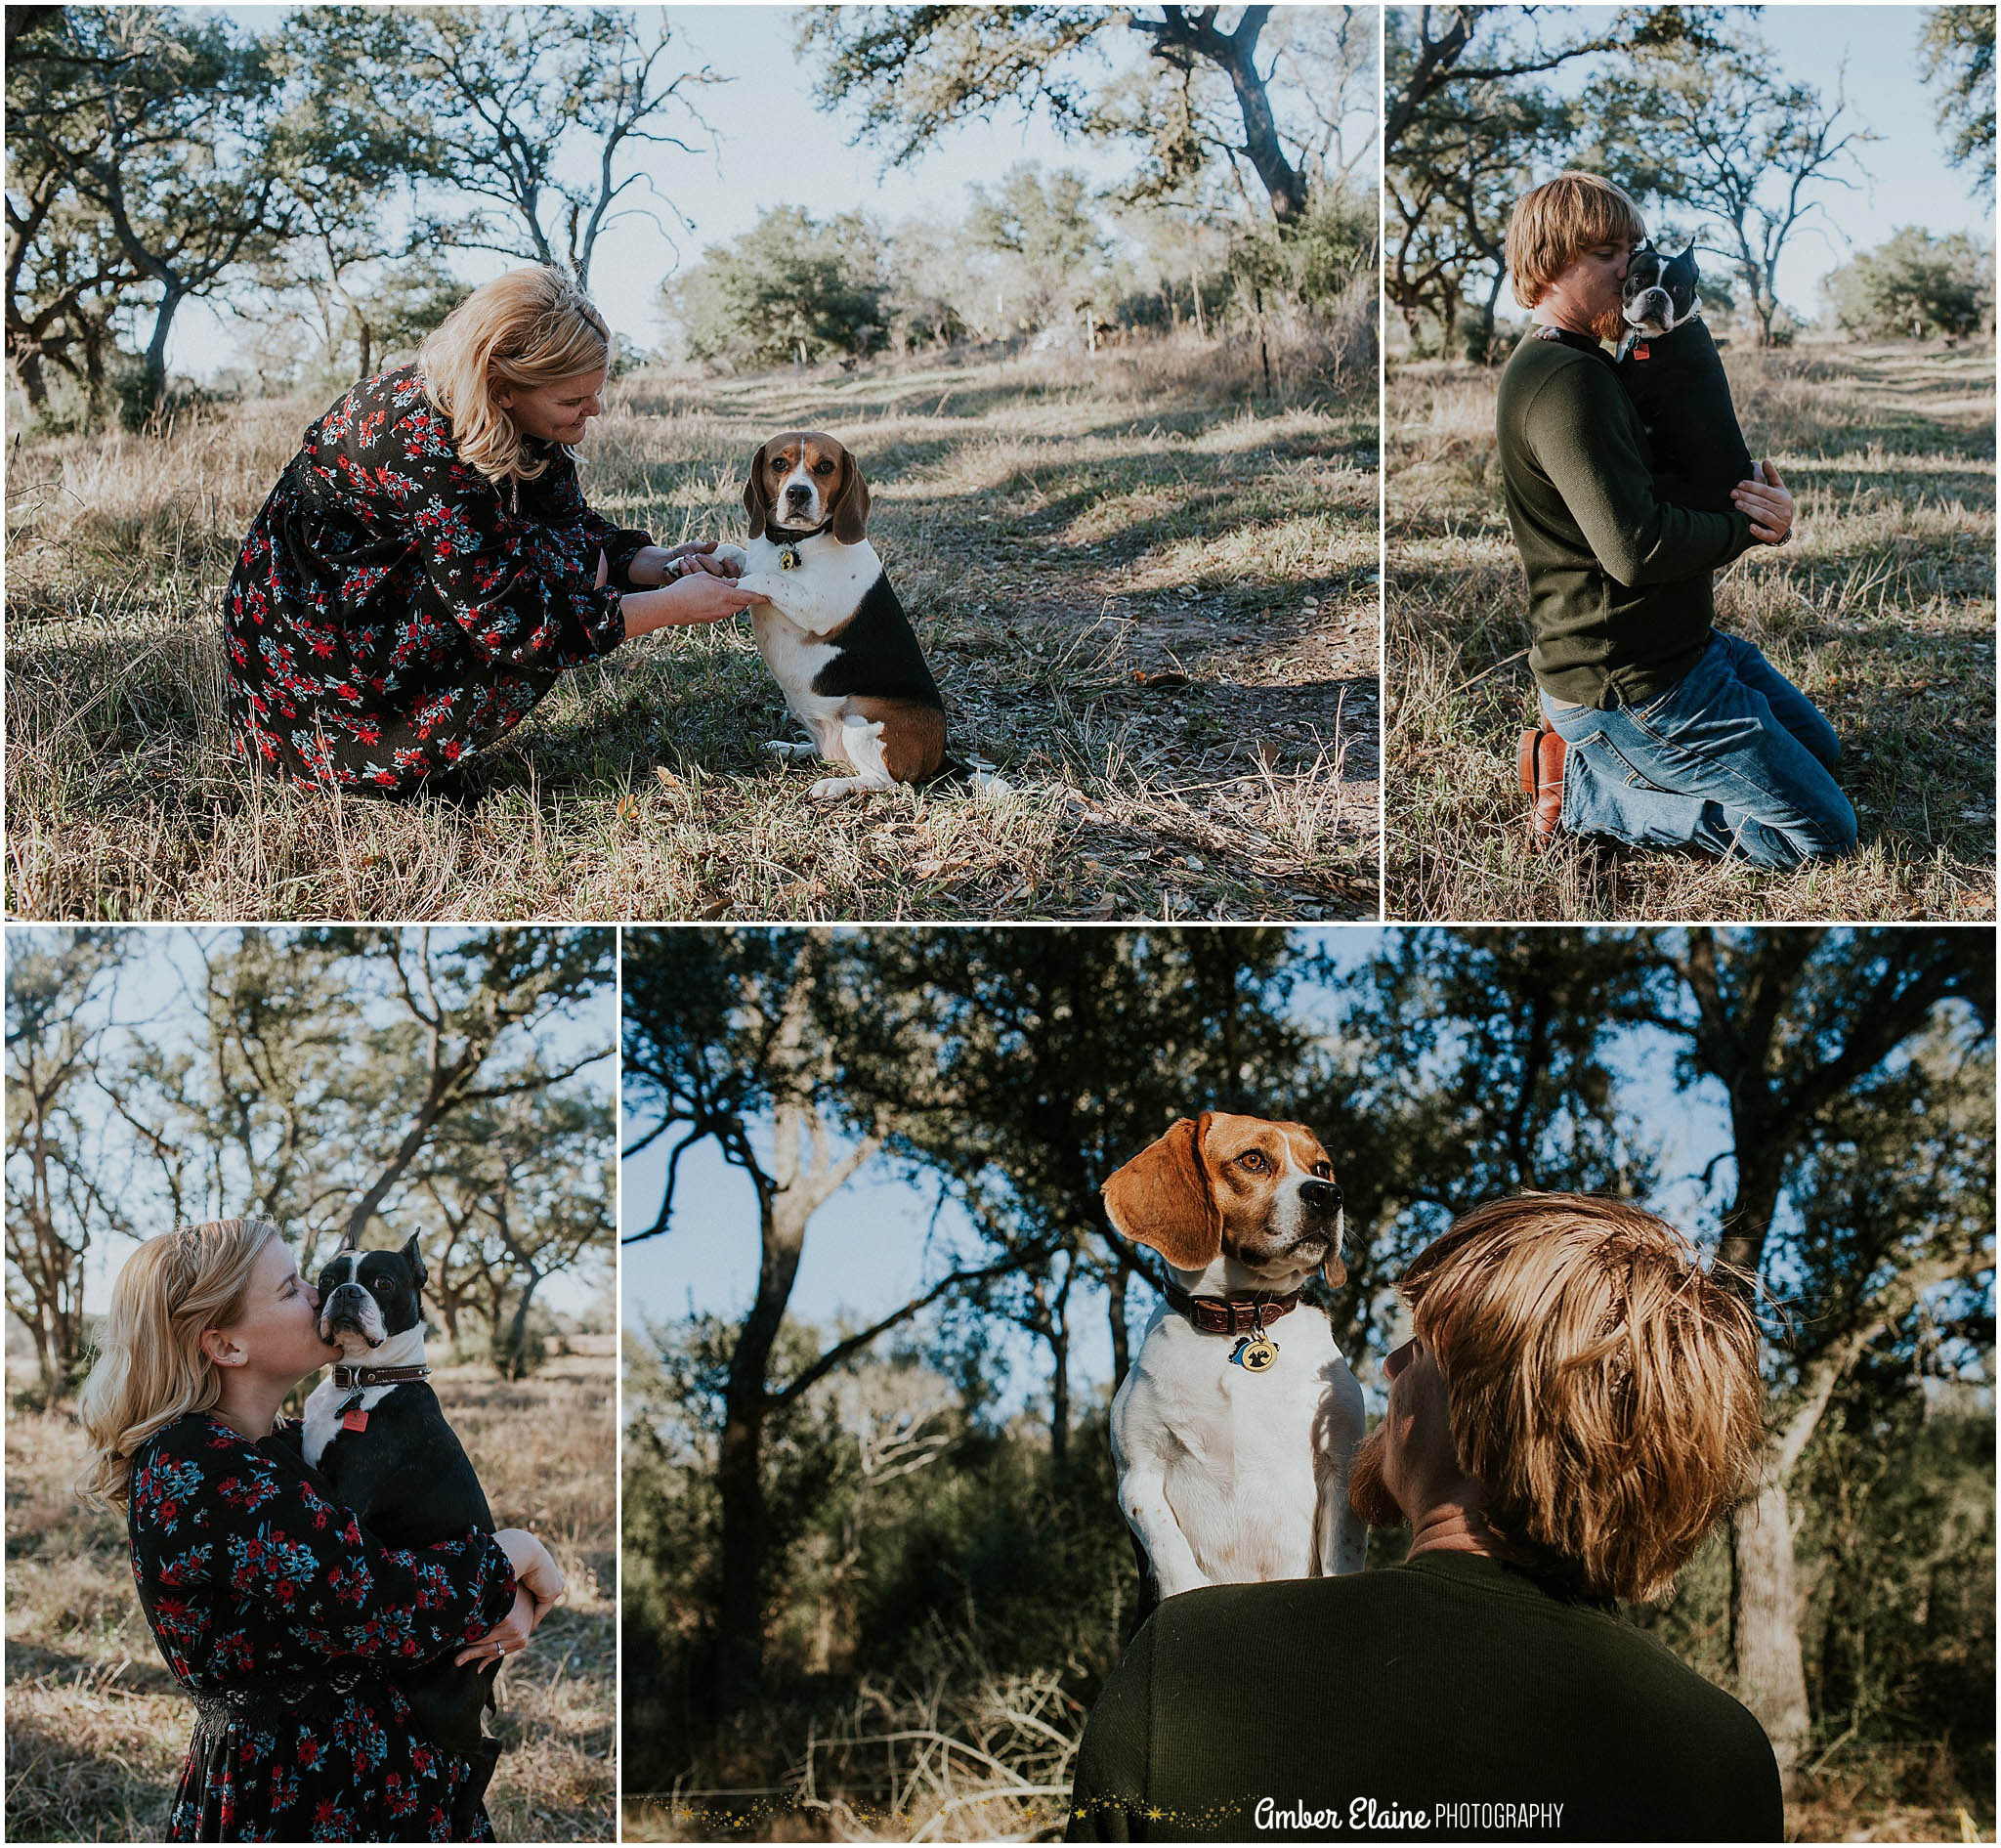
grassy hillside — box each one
[1384,339,1994,920]
[7,341,1378,921]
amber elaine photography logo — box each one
[1253,1798,1568,1832]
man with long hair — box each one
[1500,172,1852,867]
[1067,1194,1783,1841]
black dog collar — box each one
[1164,1282,1304,1336]
[763,518,832,545]
[331,1362,432,1390]
[764,516,833,571]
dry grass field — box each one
[4,1346,615,1842]
[1384,339,1995,920]
[6,336,1378,923]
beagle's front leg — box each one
[1313,1356,1369,1576]
[1119,1467,1213,1601]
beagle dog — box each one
[1104,1111,1367,1602]
[711,431,947,801]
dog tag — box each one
[1230,1333,1280,1372]
[342,1409,369,1432]
[780,546,801,570]
[1633,343,1650,362]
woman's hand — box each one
[455,1586,540,1668]
[626,541,743,586]
[621,573,767,639]
[492,1526,567,1609]
[1731,460,1794,546]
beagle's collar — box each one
[763,518,832,546]
[1164,1282,1304,1336]
[330,1362,431,1390]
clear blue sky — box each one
[175,5,1375,380]
[619,928,1732,1415]
[1529,5,1994,317]
[4,927,617,1318]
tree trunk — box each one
[142,281,185,421]
[1107,1261,1131,1391]
[503,1272,540,1380]
[11,345,48,408]
[715,1176,797,1710]
[1048,1320,1070,1473]
[1729,1472,1810,1774]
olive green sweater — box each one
[1065,1552,1782,1842]
[1496,326,1756,709]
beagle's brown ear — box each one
[828,447,871,543]
[1102,1114,1220,1271]
[743,443,773,537]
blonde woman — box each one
[78,1219,565,1841]
[223,265,763,796]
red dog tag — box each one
[343,1409,369,1432]
[1634,343,1651,361]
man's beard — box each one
[1593,300,1630,346]
[1348,1427,1407,1529]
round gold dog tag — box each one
[1232,1333,1280,1372]
[780,546,801,570]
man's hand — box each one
[1731,461,1794,546]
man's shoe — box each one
[1517,724,1565,846]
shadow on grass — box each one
[5,1707,178,1842]
[1384,339,1994,921]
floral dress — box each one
[128,1411,518,1842]
[223,364,654,795]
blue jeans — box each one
[1541,632,1856,868]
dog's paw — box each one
[809,775,863,801]
[762,740,816,760]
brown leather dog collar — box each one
[330,1362,431,1390]
[1164,1283,1304,1336]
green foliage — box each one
[797,5,1359,226]
[1823,229,1994,340]
[489,1318,547,1379]
[1919,6,1996,194]
[965,163,1112,323]
[1231,190,1379,312]
[621,1313,1136,1795]
[1797,1382,1996,1803]
[666,206,888,369]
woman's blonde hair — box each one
[1401,1193,1764,1605]
[418,266,611,486]
[1506,171,1647,308]
[75,1218,280,1511]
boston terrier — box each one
[1615,240,1755,517]
[303,1231,504,1804]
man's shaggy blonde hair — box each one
[1402,1193,1764,1605]
[418,266,611,485]
[1507,172,1647,309]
